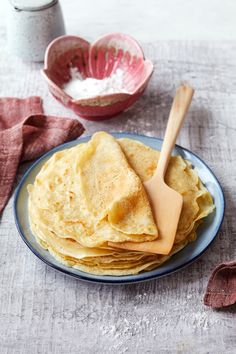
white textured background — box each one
[0,1,236,354]
[2,0,236,40]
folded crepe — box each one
[28,132,158,249]
[109,138,214,254]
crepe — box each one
[109,138,215,252]
[28,132,158,248]
[27,132,215,276]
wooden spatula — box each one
[143,84,194,253]
[109,85,194,255]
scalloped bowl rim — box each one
[43,33,154,104]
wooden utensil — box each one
[109,84,194,255]
[143,84,194,254]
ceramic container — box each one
[7,0,65,62]
[42,33,154,121]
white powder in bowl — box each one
[63,67,128,100]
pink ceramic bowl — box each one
[42,33,153,121]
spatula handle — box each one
[157,84,194,178]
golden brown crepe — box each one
[28,133,158,248]
[27,132,215,275]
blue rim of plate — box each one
[14,133,225,284]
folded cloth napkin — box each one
[204,261,236,308]
[0,96,84,214]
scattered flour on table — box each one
[101,314,158,347]
[100,309,224,353]
[63,67,128,99]
[193,312,210,331]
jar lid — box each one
[10,0,58,11]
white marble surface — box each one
[0,2,236,354]
[2,0,236,40]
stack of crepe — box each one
[28,132,215,275]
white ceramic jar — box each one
[7,0,65,62]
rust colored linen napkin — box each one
[204,261,236,308]
[0,96,84,214]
